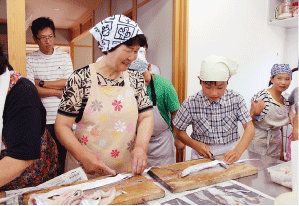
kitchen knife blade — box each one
[210,152,228,170]
[148,170,174,193]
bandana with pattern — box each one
[271,64,292,77]
[90,15,143,52]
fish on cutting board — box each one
[178,160,227,178]
[28,187,125,205]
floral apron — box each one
[248,103,289,159]
[0,72,58,191]
[147,78,176,167]
[65,64,138,179]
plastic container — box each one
[267,161,292,189]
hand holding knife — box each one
[209,152,228,170]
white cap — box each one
[200,55,239,81]
[150,64,161,75]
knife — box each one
[210,152,228,170]
[148,170,174,193]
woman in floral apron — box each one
[55,15,154,178]
[248,64,292,159]
[0,46,58,190]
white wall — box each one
[137,0,173,81]
[284,27,299,95]
[186,0,298,160]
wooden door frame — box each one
[173,0,189,162]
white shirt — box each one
[26,49,73,124]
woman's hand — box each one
[251,99,265,116]
[131,146,148,175]
[81,151,116,176]
[194,142,211,159]
[223,149,241,164]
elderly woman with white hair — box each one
[55,15,154,178]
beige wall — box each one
[73,33,92,70]
[93,0,109,62]
[73,46,92,70]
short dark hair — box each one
[102,34,147,55]
[0,44,9,75]
[31,17,55,38]
[144,40,148,49]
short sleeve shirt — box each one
[58,65,152,122]
[173,89,251,144]
[146,74,180,133]
[252,89,289,121]
[26,49,73,124]
[3,75,46,160]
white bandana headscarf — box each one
[200,55,239,81]
[0,68,10,152]
[128,47,148,74]
[90,14,143,52]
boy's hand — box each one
[223,149,241,164]
[194,142,212,159]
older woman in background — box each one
[55,15,154,178]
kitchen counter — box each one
[0,150,292,205]
[235,150,291,198]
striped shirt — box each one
[252,89,289,121]
[173,89,252,144]
[26,49,73,124]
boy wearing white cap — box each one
[173,55,255,164]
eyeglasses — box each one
[36,35,55,42]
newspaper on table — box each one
[143,180,275,205]
[2,167,88,205]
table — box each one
[0,150,292,204]
[143,150,292,205]
[235,150,291,198]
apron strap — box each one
[150,75,157,106]
[267,129,271,152]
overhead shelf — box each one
[268,17,298,28]
[267,0,298,28]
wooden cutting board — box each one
[21,174,164,205]
[148,157,258,193]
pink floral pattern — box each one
[127,123,134,133]
[112,100,123,111]
[76,122,83,130]
[90,128,99,137]
[81,135,88,145]
[111,149,120,158]
[85,107,93,116]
